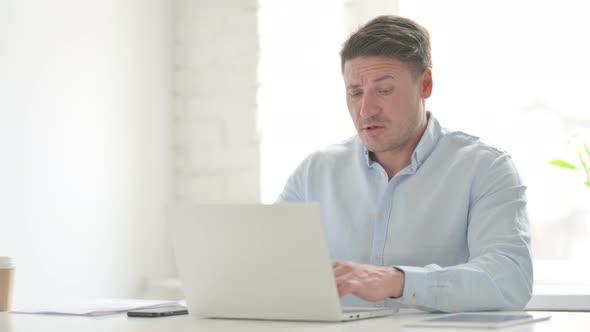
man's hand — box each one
[332,260,405,302]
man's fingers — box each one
[332,260,346,271]
[332,261,370,298]
[333,265,346,277]
[332,260,356,277]
[337,279,360,298]
[335,272,354,287]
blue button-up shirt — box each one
[277,112,533,312]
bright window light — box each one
[259,0,590,285]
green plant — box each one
[548,132,590,189]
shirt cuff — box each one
[390,265,430,308]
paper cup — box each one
[0,257,15,312]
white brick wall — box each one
[173,0,260,203]
[172,0,399,204]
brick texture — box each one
[173,0,260,203]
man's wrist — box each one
[389,267,405,298]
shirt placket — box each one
[370,165,392,266]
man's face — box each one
[343,56,432,154]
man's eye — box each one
[349,91,362,97]
[379,89,393,95]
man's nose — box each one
[359,93,380,119]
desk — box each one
[0,310,587,332]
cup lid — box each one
[0,256,14,267]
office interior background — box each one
[1,0,589,307]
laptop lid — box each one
[171,203,347,321]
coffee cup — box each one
[0,256,15,312]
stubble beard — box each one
[360,116,422,154]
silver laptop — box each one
[171,203,397,322]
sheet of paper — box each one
[11,299,184,316]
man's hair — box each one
[340,15,432,76]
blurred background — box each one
[1,0,589,305]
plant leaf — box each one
[585,181,590,189]
[577,145,589,173]
[548,159,580,171]
[584,140,590,159]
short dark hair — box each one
[340,15,432,76]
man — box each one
[277,15,533,312]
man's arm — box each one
[276,159,308,203]
[336,153,533,312]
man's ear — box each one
[420,69,433,99]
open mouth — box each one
[362,125,384,134]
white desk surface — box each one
[0,309,587,332]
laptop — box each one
[170,203,397,322]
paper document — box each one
[10,299,185,316]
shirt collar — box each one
[411,111,441,171]
[360,111,442,171]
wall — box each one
[173,0,260,204]
[0,0,175,305]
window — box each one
[258,0,355,203]
[399,0,590,285]
[259,0,590,286]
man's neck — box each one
[372,116,429,180]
